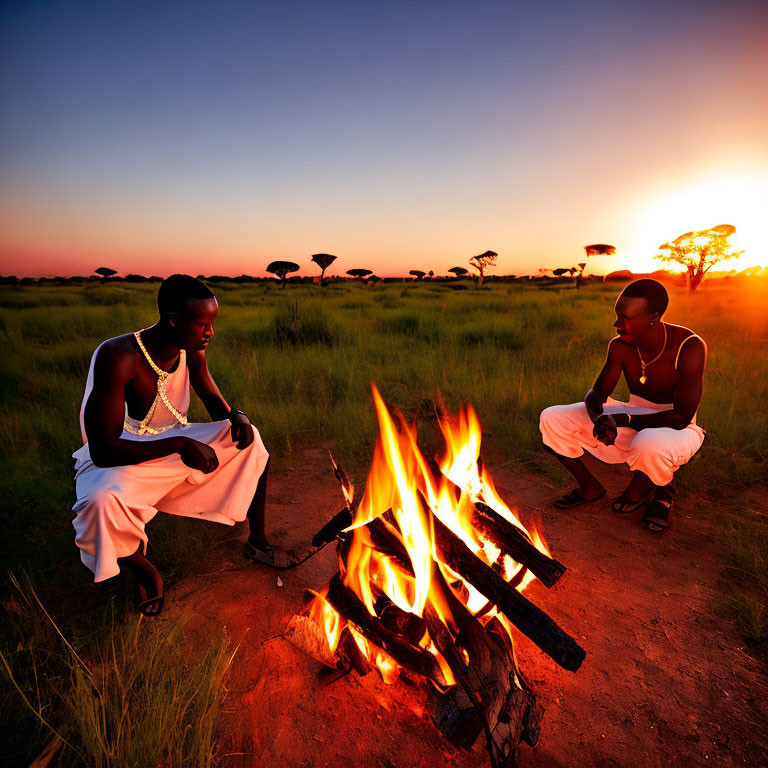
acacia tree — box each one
[266,260,300,288]
[552,268,569,278]
[575,261,588,289]
[584,243,616,258]
[656,224,742,293]
[94,266,117,281]
[448,266,468,278]
[346,268,372,280]
[469,250,498,287]
[311,253,336,286]
[409,269,426,280]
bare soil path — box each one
[166,447,768,768]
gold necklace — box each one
[637,323,667,384]
[133,330,188,431]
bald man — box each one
[72,274,279,617]
[539,279,706,532]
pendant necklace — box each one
[637,323,667,384]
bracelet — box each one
[228,409,246,422]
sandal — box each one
[611,490,655,514]
[244,541,295,570]
[553,487,606,510]
[641,487,675,532]
[134,582,164,617]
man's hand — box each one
[180,438,219,473]
[229,410,254,450]
[593,414,618,446]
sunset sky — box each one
[1,0,767,278]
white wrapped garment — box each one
[539,395,705,487]
[72,338,269,582]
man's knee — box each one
[629,430,678,481]
[539,403,584,437]
[539,405,565,434]
[631,430,672,460]
[82,487,124,520]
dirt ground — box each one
[166,447,768,768]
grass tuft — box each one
[1,573,236,767]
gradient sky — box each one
[2,0,767,278]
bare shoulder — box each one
[676,333,707,373]
[607,336,632,359]
[666,322,706,345]
[93,334,140,381]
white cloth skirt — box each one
[539,395,705,486]
[72,420,269,582]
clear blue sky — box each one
[2,0,767,276]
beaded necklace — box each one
[636,323,667,384]
[127,330,188,434]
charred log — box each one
[374,594,427,642]
[430,512,586,672]
[472,502,566,589]
[337,630,375,676]
[312,507,353,547]
[325,574,449,687]
[423,590,542,767]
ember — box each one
[290,384,586,767]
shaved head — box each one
[619,279,668,317]
[157,274,214,316]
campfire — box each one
[286,385,586,767]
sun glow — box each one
[621,169,768,274]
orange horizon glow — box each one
[3,164,767,279]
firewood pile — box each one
[284,387,586,768]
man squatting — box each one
[72,275,283,616]
[540,279,707,531]
[72,276,706,617]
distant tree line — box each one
[0,226,744,293]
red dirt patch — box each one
[166,448,768,767]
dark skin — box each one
[554,294,707,506]
[84,296,270,608]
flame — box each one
[309,384,552,684]
[308,586,343,653]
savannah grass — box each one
[1,277,766,761]
[1,574,235,767]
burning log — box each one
[430,511,586,672]
[314,503,584,670]
[311,507,353,547]
[426,457,566,589]
[367,516,413,574]
[293,387,586,767]
[423,574,544,766]
[337,630,375,677]
[375,594,427,641]
[325,574,450,687]
[471,502,566,589]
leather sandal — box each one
[553,487,606,510]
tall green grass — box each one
[0,278,766,762]
[1,278,766,577]
[1,574,235,767]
